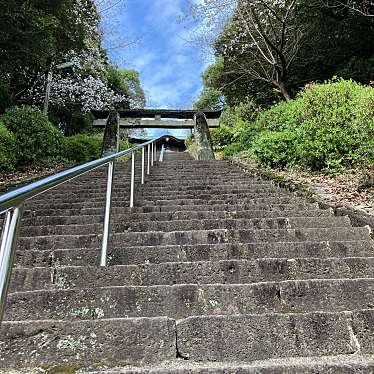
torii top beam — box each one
[92,109,222,129]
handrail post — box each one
[147,144,150,175]
[151,142,154,167]
[130,151,135,208]
[159,144,165,162]
[100,161,114,267]
[141,147,145,185]
[0,205,24,324]
[154,142,157,162]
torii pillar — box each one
[194,111,215,160]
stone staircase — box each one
[1,151,374,372]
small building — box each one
[128,135,187,152]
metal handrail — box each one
[0,136,164,325]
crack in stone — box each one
[175,324,189,361]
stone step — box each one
[29,192,287,205]
[16,227,370,251]
[19,217,351,237]
[137,192,289,201]
[10,257,374,292]
[176,310,374,362]
[34,187,285,202]
[15,241,374,268]
[139,197,310,207]
[26,196,305,210]
[23,202,320,217]
[141,181,275,189]
[99,355,374,373]
[4,310,374,368]
[20,208,333,227]
[6,279,374,321]
[139,185,281,193]
[0,317,175,369]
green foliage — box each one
[194,59,225,110]
[106,66,146,109]
[199,0,374,107]
[222,142,246,160]
[2,106,64,166]
[211,100,261,150]
[0,0,100,108]
[194,88,223,110]
[221,80,374,174]
[0,121,17,171]
[250,130,298,168]
[64,133,103,163]
[220,100,260,127]
[211,125,234,150]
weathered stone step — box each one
[34,183,277,197]
[19,217,350,237]
[21,208,333,227]
[11,257,374,292]
[26,195,303,210]
[6,279,374,321]
[139,197,310,207]
[23,202,320,217]
[98,355,374,373]
[176,310,374,362]
[3,311,374,368]
[137,192,289,201]
[0,317,175,369]
[140,185,280,194]
[141,182,276,190]
[17,227,370,251]
[15,241,374,268]
[29,192,287,205]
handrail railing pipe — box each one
[0,137,164,324]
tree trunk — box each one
[273,81,291,101]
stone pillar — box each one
[193,111,215,160]
[101,111,120,157]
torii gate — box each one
[92,109,222,160]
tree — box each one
[195,0,374,107]
[194,59,225,110]
[323,0,374,17]
[295,0,374,85]
[219,0,304,101]
[0,0,100,108]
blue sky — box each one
[102,0,212,111]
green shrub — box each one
[255,100,299,132]
[224,79,374,173]
[251,130,298,168]
[2,105,64,166]
[211,125,234,150]
[64,133,103,163]
[222,142,246,159]
[220,99,260,127]
[0,121,17,171]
